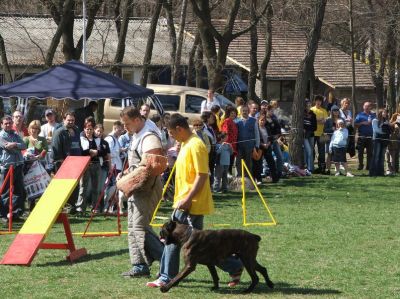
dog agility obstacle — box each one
[1,156,90,266]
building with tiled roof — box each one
[0,15,376,110]
[184,19,376,110]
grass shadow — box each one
[174,280,341,296]
[35,248,129,267]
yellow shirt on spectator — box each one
[215,113,222,130]
[310,106,328,137]
[173,134,214,215]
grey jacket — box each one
[0,129,26,168]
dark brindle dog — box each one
[159,220,274,293]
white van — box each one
[103,84,234,133]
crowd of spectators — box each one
[1,94,400,224]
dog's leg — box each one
[160,263,196,293]
[240,257,259,293]
[255,261,274,288]
[207,265,220,290]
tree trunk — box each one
[187,32,200,87]
[0,33,13,117]
[375,52,386,109]
[44,0,74,68]
[289,0,327,166]
[385,1,398,114]
[349,0,357,120]
[259,1,272,101]
[195,42,203,88]
[163,0,177,84]
[140,0,163,87]
[61,8,76,61]
[248,0,258,101]
[173,0,188,84]
[110,0,133,77]
[0,33,13,83]
[366,0,386,108]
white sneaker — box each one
[346,172,354,177]
[335,172,340,176]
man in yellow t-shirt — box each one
[310,95,328,173]
[147,113,243,289]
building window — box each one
[267,81,280,101]
[281,80,295,102]
[122,72,133,83]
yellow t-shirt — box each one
[310,106,328,137]
[173,134,214,215]
[215,113,222,130]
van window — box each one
[185,95,205,113]
[110,98,140,107]
[155,94,180,111]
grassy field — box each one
[1,171,399,299]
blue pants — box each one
[304,137,314,172]
[272,141,283,177]
[158,209,243,283]
[369,140,387,176]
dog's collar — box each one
[185,225,194,242]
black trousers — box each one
[357,136,373,170]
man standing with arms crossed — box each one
[119,107,164,277]
[146,113,243,288]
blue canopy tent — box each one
[0,60,153,100]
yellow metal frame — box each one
[241,159,277,226]
[149,159,277,228]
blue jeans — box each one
[369,140,387,176]
[272,141,283,177]
[158,210,243,283]
[304,137,314,172]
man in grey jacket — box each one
[0,115,26,223]
[119,106,164,277]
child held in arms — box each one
[329,119,354,177]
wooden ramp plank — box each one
[20,179,76,235]
[0,234,44,265]
[54,156,91,179]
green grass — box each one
[1,172,400,298]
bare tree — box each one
[349,0,357,120]
[110,0,134,77]
[384,0,399,114]
[0,33,13,83]
[140,0,163,87]
[191,0,268,91]
[174,0,189,84]
[40,0,104,62]
[259,1,273,101]
[187,32,200,86]
[195,39,204,88]
[289,0,328,166]
[247,0,258,101]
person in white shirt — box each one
[39,109,61,173]
[200,89,221,114]
[140,103,162,137]
[104,121,124,212]
[329,119,353,177]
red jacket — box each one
[221,118,238,155]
